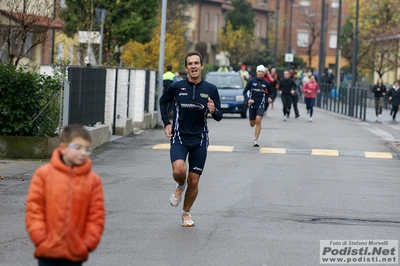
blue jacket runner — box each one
[243,77,273,109]
[160,79,223,146]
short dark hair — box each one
[184,51,203,67]
[59,124,91,143]
[166,65,172,71]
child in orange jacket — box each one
[26,124,105,266]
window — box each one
[256,20,261,37]
[205,13,209,32]
[58,43,64,61]
[329,33,337,49]
[297,30,309,47]
[214,15,219,42]
[331,0,339,16]
[299,0,310,15]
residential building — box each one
[272,0,352,71]
[185,0,274,67]
[0,0,63,66]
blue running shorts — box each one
[249,108,265,121]
[170,142,208,175]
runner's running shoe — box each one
[181,213,195,227]
[169,186,183,207]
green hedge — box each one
[0,65,61,136]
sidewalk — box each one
[0,135,127,179]
[0,159,47,178]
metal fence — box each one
[31,89,63,137]
[316,83,368,121]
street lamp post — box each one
[273,0,280,68]
[287,0,294,70]
[351,0,359,88]
[335,0,343,88]
[95,8,107,66]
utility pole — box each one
[273,0,280,68]
[335,0,342,88]
[318,0,326,76]
[157,0,167,126]
[287,0,294,70]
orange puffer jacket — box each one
[26,148,105,262]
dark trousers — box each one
[305,97,316,117]
[291,95,299,116]
[392,104,399,119]
[38,258,83,266]
[375,98,383,116]
[281,94,292,116]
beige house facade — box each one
[0,0,70,67]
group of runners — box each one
[159,51,322,227]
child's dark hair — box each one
[59,124,91,143]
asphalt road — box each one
[1,100,399,266]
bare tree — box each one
[303,15,320,68]
[363,38,400,78]
[0,0,61,66]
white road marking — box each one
[356,122,398,142]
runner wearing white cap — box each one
[242,65,273,147]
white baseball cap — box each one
[256,64,265,72]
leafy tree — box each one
[121,17,186,71]
[0,0,56,66]
[245,44,272,67]
[218,22,255,66]
[341,0,400,78]
[224,0,255,31]
[60,0,158,65]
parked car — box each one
[205,71,247,118]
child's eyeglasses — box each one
[68,143,93,155]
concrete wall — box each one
[0,124,111,159]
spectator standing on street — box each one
[243,64,273,147]
[291,72,302,118]
[387,81,400,121]
[163,65,178,114]
[302,75,321,122]
[372,78,386,122]
[320,69,334,107]
[163,65,178,93]
[302,71,312,86]
[218,65,229,72]
[238,64,250,85]
[263,68,275,113]
[159,51,222,227]
[26,124,105,266]
[279,71,297,121]
[270,68,280,109]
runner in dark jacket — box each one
[387,81,400,121]
[279,71,297,120]
[372,78,386,121]
[242,65,273,147]
[159,51,222,227]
